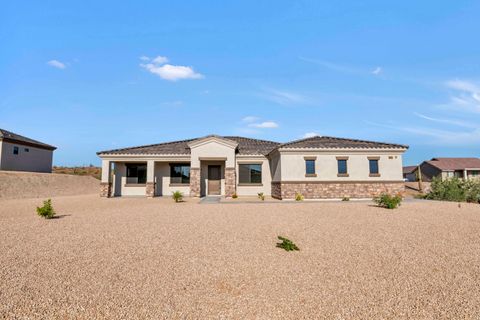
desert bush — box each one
[232,193,238,199]
[426,177,480,203]
[342,196,350,201]
[276,236,300,251]
[36,199,56,219]
[373,193,402,209]
[295,192,304,201]
[257,192,265,201]
[172,191,183,203]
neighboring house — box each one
[418,158,480,182]
[403,165,418,182]
[0,128,56,173]
[97,135,408,199]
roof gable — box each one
[188,135,238,149]
[425,158,480,171]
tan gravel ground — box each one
[1,195,480,319]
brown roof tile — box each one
[0,128,56,151]
[425,158,480,171]
[278,136,408,150]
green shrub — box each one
[258,192,265,201]
[373,193,402,209]
[172,190,183,203]
[424,177,480,203]
[342,196,350,201]
[295,192,304,201]
[36,199,56,219]
[232,193,238,199]
[276,236,300,251]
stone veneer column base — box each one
[146,182,155,197]
[100,182,112,198]
[190,168,201,197]
[272,181,405,200]
[225,167,236,197]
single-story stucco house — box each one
[0,128,56,173]
[418,157,480,181]
[97,135,408,200]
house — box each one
[0,128,56,173]
[418,158,480,181]
[403,165,418,182]
[97,135,408,199]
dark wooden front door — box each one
[208,165,221,195]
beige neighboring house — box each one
[418,158,480,181]
[97,135,408,200]
[0,128,56,173]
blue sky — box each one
[2,1,480,166]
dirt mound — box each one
[0,171,99,199]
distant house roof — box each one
[403,166,417,174]
[98,134,408,156]
[0,128,56,151]
[424,158,480,171]
[277,136,408,150]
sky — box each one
[2,1,480,166]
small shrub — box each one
[172,190,183,203]
[36,199,56,219]
[342,196,350,201]
[295,192,304,201]
[276,236,300,251]
[232,193,238,199]
[258,192,265,201]
[374,193,402,209]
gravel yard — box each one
[1,195,480,319]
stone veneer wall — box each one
[224,167,236,197]
[100,182,112,198]
[271,181,405,200]
[146,182,155,197]
[190,168,201,197]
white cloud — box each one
[242,116,259,123]
[444,79,480,113]
[372,67,382,75]
[47,60,66,69]
[302,132,320,138]
[139,55,150,61]
[413,112,475,128]
[248,121,279,128]
[140,55,203,81]
[261,88,306,105]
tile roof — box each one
[277,136,408,150]
[0,128,56,151]
[425,158,480,171]
[97,136,280,156]
[97,135,408,156]
[403,166,417,174]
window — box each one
[239,164,262,184]
[305,159,315,175]
[126,163,147,184]
[170,163,190,184]
[24,148,29,152]
[13,146,19,155]
[337,159,348,175]
[369,159,379,175]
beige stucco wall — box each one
[236,157,272,196]
[190,141,236,168]
[0,141,53,173]
[278,151,404,182]
[154,162,190,196]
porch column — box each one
[100,160,112,197]
[146,160,155,197]
[190,167,201,197]
[225,167,236,197]
[464,169,468,180]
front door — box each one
[208,165,221,195]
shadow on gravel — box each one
[50,214,71,219]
